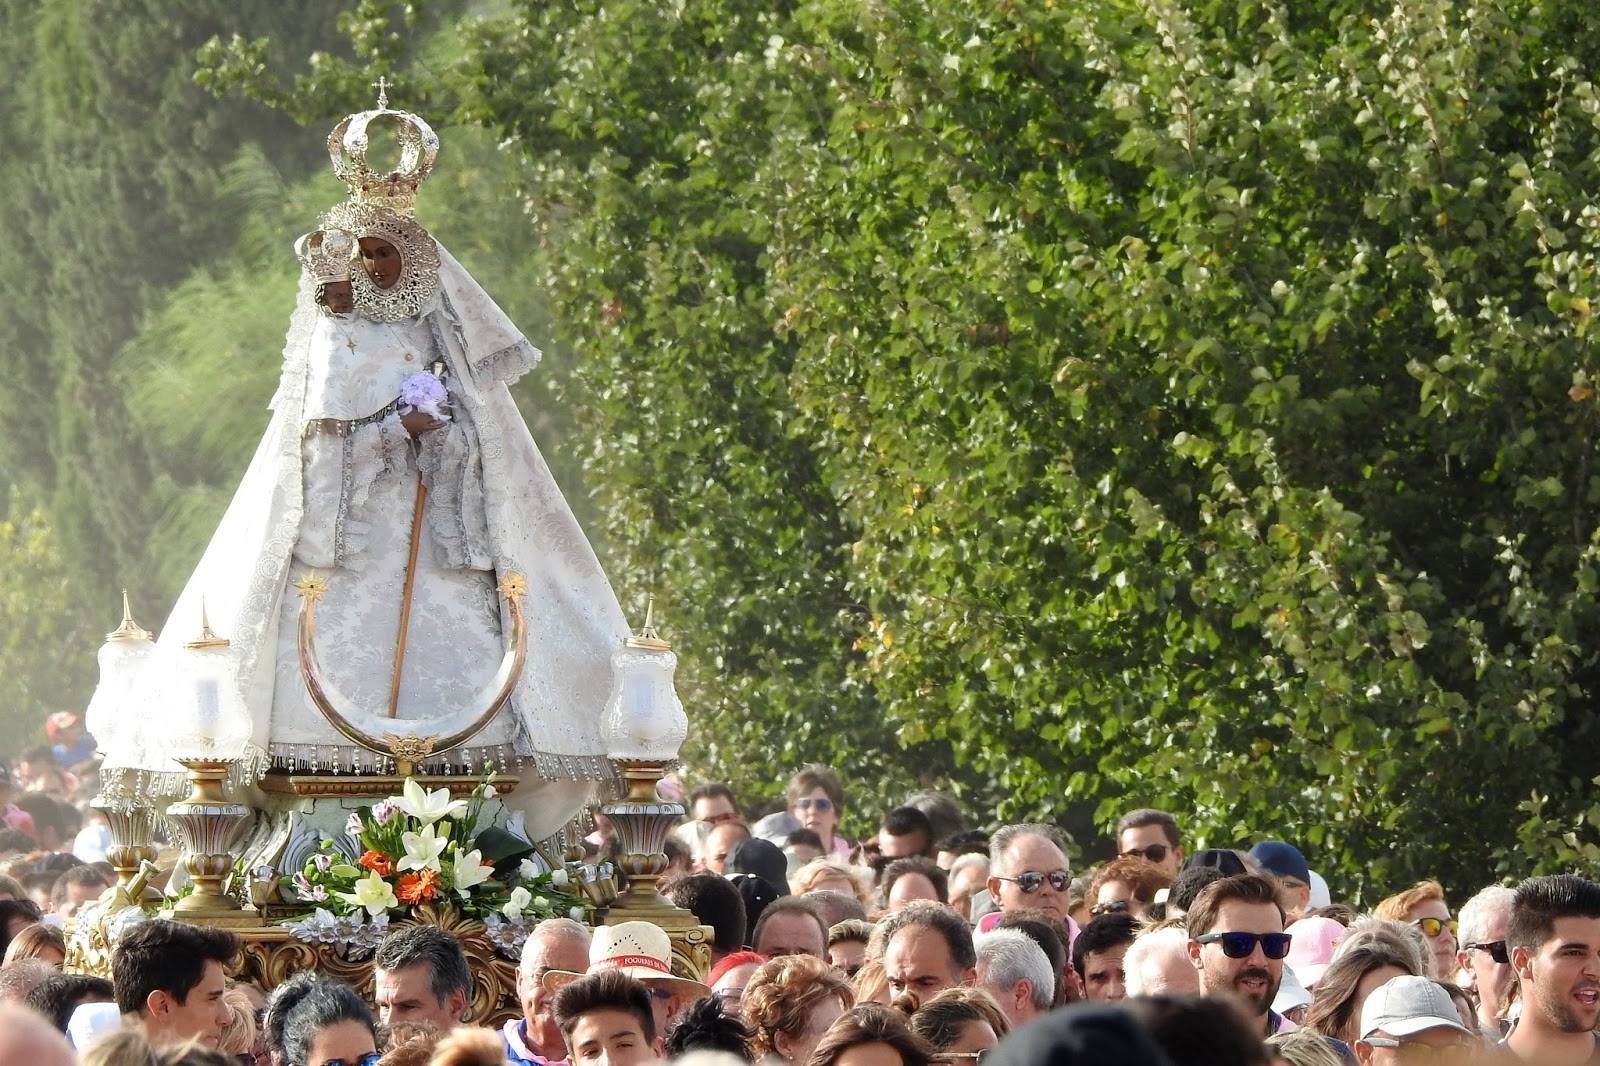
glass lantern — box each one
[85,591,156,758]
[599,604,687,763]
[173,601,252,761]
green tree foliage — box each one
[0,0,346,702]
[112,0,1600,893]
[0,490,97,743]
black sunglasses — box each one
[1122,843,1169,864]
[1467,939,1509,965]
[996,870,1071,894]
[1091,899,1131,917]
[1196,932,1293,960]
[313,1056,381,1066]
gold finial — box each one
[374,75,390,110]
[184,598,231,650]
[497,571,528,603]
[107,589,153,643]
[626,595,671,651]
[294,573,329,605]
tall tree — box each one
[195,0,1600,889]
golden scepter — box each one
[388,359,447,718]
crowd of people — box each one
[0,740,1598,1065]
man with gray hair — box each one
[975,928,1054,1030]
[979,824,1076,946]
[374,924,472,1032]
[1454,884,1515,1038]
[948,853,991,922]
[506,917,593,1066]
[1124,921,1200,997]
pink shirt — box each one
[977,909,1081,951]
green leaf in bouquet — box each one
[473,825,535,866]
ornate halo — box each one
[324,201,442,323]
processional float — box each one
[69,85,709,1021]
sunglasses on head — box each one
[1413,917,1458,939]
[1121,843,1169,864]
[314,1056,381,1066]
[996,870,1070,894]
[1196,932,1293,960]
[1467,939,1509,965]
[794,797,834,812]
[1091,899,1131,917]
[936,1053,990,1065]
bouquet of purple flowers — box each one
[399,371,450,422]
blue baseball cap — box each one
[1249,840,1310,883]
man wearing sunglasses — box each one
[1114,808,1184,878]
[1185,874,1295,1037]
[1455,883,1515,1039]
[981,824,1076,935]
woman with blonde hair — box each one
[2,922,64,966]
[1374,880,1458,979]
[1303,937,1420,1045]
[850,961,891,1008]
[906,987,1008,1057]
[425,1027,506,1066]
[743,953,855,1065]
[217,985,259,1058]
[1267,1026,1349,1066]
[804,1005,934,1066]
[793,859,873,905]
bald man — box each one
[0,1005,75,1066]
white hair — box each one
[1458,884,1515,949]
[950,853,990,881]
[974,928,1054,1011]
[519,916,591,974]
[1123,925,1190,996]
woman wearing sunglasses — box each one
[268,975,379,1066]
[1374,881,1458,980]
[787,767,852,860]
[1086,856,1172,921]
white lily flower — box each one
[395,778,469,825]
[398,822,450,873]
[450,849,495,899]
[503,886,533,919]
[337,871,398,918]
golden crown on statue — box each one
[326,77,439,217]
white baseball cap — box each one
[1359,975,1472,1040]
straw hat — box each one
[544,920,711,998]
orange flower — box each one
[396,869,439,904]
[358,850,394,876]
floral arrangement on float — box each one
[279,773,609,960]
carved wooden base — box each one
[237,905,522,1025]
[257,772,520,798]
[71,901,713,1026]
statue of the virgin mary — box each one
[97,90,629,837]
